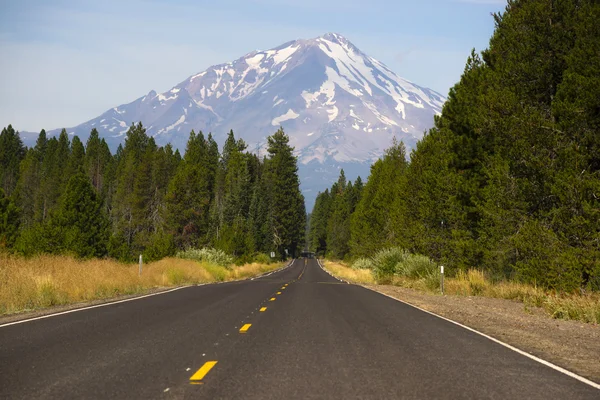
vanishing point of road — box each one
[1,258,598,399]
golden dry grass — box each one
[0,253,282,315]
[446,270,600,324]
[323,260,375,284]
[323,259,600,324]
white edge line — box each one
[362,286,600,390]
[251,259,295,280]
[1,259,297,328]
[316,258,349,284]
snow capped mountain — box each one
[24,33,446,208]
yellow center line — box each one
[190,361,218,383]
[277,291,282,295]
[239,323,252,333]
[260,307,267,312]
[269,297,276,301]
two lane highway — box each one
[1,258,598,399]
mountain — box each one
[21,33,446,208]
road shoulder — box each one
[363,283,600,384]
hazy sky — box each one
[0,0,506,132]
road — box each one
[1,258,598,399]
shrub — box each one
[396,254,435,279]
[144,232,175,262]
[423,270,441,290]
[176,248,233,268]
[352,258,374,270]
[372,247,407,283]
[253,253,272,265]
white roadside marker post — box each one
[139,254,143,276]
[440,265,444,295]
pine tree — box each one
[326,170,352,259]
[0,188,20,248]
[84,129,113,196]
[165,130,212,249]
[49,173,109,258]
[110,123,152,259]
[249,160,271,253]
[309,189,332,255]
[0,125,26,197]
[350,140,408,257]
[264,128,305,258]
[34,130,71,223]
[68,136,85,175]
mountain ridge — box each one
[20,33,446,208]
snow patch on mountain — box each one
[272,109,299,125]
[25,33,446,209]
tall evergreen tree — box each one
[0,125,26,197]
[0,188,20,248]
[264,128,305,258]
[309,189,332,256]
[165,130,212,249]
[49,173,109,258]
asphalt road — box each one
[1,258,598,399]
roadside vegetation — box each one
[0,126,305,264]
[323,247,600,324]
[0,126,303,315]
[310,1,600,325]
[0,251,281,316]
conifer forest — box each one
[0,125,305,263]
[1,0,599,293]
[308,0,600,292]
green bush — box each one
[143,232,175,262]
[253,253,272,265]
[372,247,408,283]
[352,258,374,270]
[396,254,435,279]
[423,270,441,290]
[176,247,233,268]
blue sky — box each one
[0,0,506,132]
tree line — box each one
[0,124,306,262]
[309,0,600,292]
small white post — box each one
[139,254,143,276]
[440,265,444,295]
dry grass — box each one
[323,260,375,285]
[324,260,600,324]
[229,262,281,280]
[0,253,282,315]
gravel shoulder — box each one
[364,284,600,384]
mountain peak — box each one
[317,32,349,44]
[32,34,446,209]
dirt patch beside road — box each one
[364,284,600,384]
